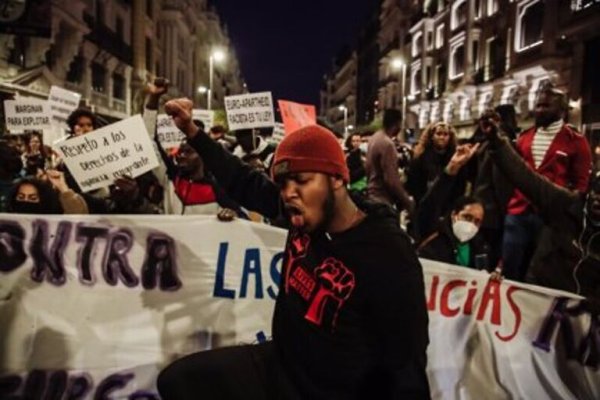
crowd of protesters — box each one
[1,80,598,309]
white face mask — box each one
[359,142,368,154]
[452,220,478,243]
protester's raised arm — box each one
[484,124,574,218]
[165,98,281,218]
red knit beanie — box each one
[272,125,349,183]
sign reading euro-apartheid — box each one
[156,114,186,149]
[53,115,160,192]
[0,215,598,399]
[278,100,316,135]
[224,92,274,131]
[3,99,52,132]
[48,86,82,130]
[192,109,215,131]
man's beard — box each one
[313,181,336,235]
[293,181,336,235]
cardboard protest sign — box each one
[53,115,159,192]
[156,114,186,149]
[3,99,52,132]
[48,86,82,130]
[193,109,215,130]
[224,92,275,131]
[278,100,316,135]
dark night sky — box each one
[213,0,377,108]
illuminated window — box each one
[515,0,544,52]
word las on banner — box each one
[224,92,275,131]
[278,100,317,135]
[212,241,283,300]
[0,217,182,292]
[53,115,159,192]
[48,86,82,130]
[3,99,52,132]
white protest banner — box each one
[3,99,52,132]
[156,114,186,149]
[48,86,82,129]
[193,109,215,130]
[224,91,274,131]
[53,115,159,192]
[0,215,598,399]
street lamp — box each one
[391,57,407,131]
[198,85,208,108]
[208,48,226,110]
[338,105,348,136]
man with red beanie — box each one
[158,98,430,399]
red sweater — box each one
[507,124,591,215]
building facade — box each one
[405,0,600,137]
[322,0,600,141]
[0,0,245,133]
[320,48,358,136]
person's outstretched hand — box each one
[164,98,197,138]
[446,143,480,176]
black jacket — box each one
[186,130,431,399]
[418,218,491,270]
[488,134,600,303]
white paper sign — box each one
[53,115,160,192]
[3,99,52,132]
[48,86,82,129]
[192,109,215,130]
[156,114,186,149]
[224,92,275,131]
[272,122,285,141]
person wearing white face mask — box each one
[415,143,491,269]
[417,196,489,269]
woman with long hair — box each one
[407,122,459,205]
[22,132,50,176]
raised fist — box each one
[148,77,169,97]
[164,98,195,137]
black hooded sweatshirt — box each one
[187,129,431,399]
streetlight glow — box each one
[338,105,349,136]
[212,49,226,63]
[391,57,404,70]
[198,86,208,94]
[391,57,407,133]
[208,48,227,110]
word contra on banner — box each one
[225,92,275,131]
[48,85,82,129]
[3,99,52,132]
[54,115,159,192]
[0,218,181,291]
